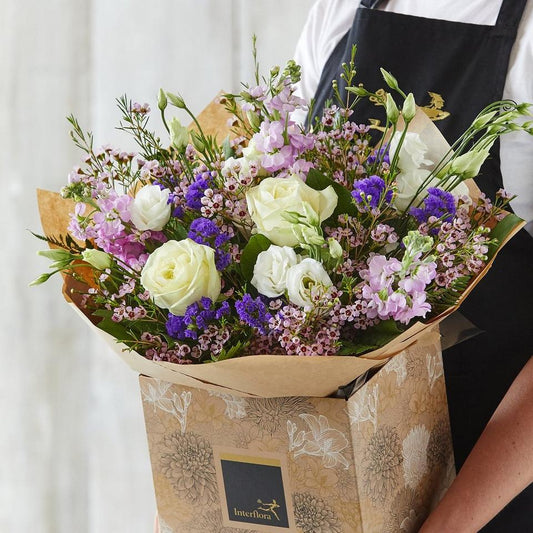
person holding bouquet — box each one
[294,0,533,531]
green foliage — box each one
[339,320,404,355]
[488,213,523,259]
[240,234,272,281]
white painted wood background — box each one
[0,1,313,531]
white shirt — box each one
[294,0,533,233]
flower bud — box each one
[380,68,400,92]
[292,224,325,246]
[449,149,490,179]
[167,92,186,109]
[346,86,372,97]
[472,111,497,129]
[401,93,416,122]
[81,249,113,270]
[157,88,167,111]
[190,131,205,152]
[29,272,53,286]
[385,93,399,123]
[327,237,343,259]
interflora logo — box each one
[215,448,293,530]
[233,498,281,522]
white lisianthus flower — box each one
[169,117,189,150]
[246,175,337,246]
[130,184,171,231]
[140,239,221,316]
[389,132,471,210]
[251,245,298,297]
[389,132,438,211]
[286,258,333,308]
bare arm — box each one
[419,356,533,533]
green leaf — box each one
[210,340,248,362]
[92,309,132,341]
[338,340,377,356]
[488,213,523,259]
[305,168,357,220]
[240,234,272,281]
[345,319,404,354]
[222,135,234,160]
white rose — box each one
[131,184,171,231]
[286,258,333,308]
[246,175,337,246]
[140,239,221,316]
[251,245,298,297]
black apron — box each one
[312,1,533,531]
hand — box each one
[419,356,533,532]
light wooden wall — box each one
[0,1,313,531]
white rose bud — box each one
[130,184,171,231]
[81,249,112,270]
[246,175,337,247]
[251,245,298,297]
[286,258,333,308]
[140,239,221,316]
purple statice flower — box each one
[187,217,232,270]
[410,187,456,225]
[185,171,214,210]
[172,205,184,218]
[235,294,271,335]
[352,175,393,211]
[366,146,390,166]
[166,297,230,340]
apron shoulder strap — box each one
[495,0,527,30]
[360,0,385,9]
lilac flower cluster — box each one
[187,217,232,270]
[166,298,230,340]
[252,119,314,172]
[69,190,160,269]
[359,253,437,324]
[410,187,457,225]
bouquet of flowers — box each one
[34,47,530,397]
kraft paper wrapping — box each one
[140,328,454,533]
[37,102,524,398]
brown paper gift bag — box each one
[140,327,453,533]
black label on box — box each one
[215,450,292,530]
